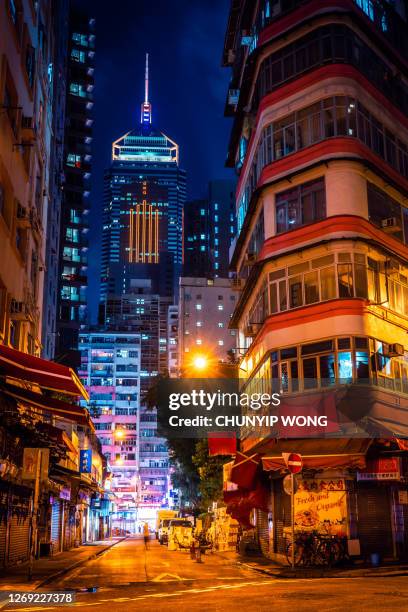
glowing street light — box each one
[114,428,125,440]
[192,355,207,371]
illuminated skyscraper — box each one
[100,54,186,302]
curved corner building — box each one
[223,1,408,562]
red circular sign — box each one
[287,453,303,474]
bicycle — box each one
[286,531,324,566]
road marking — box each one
[14,581,274,610]
[152,573,182,582]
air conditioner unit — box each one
[387,343,404,357]
[381,217,401,233]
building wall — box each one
[56,7,95,363]
[179,277,238,364]
[0,0,62,355]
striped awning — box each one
[0,345,88,399]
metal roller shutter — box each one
[357,485,393,558]
[274,479,291,555]
[8,516,30,565]
[0,521,7,568]
[51,502,62,553]
[257,509,270,557]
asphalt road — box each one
[4,537,408,612]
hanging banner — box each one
[294,478,347,536]
[79,449,92,473]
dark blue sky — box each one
[87,0,234,320]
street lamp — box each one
[192,355,207,371]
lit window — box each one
[70,82,87,97]
[196,321,202,327]
[71,49,86,63]
[196,339,202,345]
[214,238,219,246]
[214,215,218,222]
[200,234,206,240]
[200,209,206,216]
[200,246,205,252]
[214,251,219,257]
[196,304,202,310]
[218,322,224,328]
[218,340,224,346]
[215,263,219,270]
[214,226,219,234]
[214,203,218,211]
[217,304,223,310]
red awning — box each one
[0,345,88,399]
[2,383,94,430]
[208,432,237,456]
[262,453,367,472]
[230,451,261,489]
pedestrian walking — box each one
[143,522,150,550]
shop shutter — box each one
[274,479,291,555]
[0,521,7,568]
[357,485,393,558]
[51,502,62,553]
[8,515,30,565]
[257,509,270,557]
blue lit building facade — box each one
[100,56,186,303]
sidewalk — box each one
[0,537,126,591]
[216,550,408,579]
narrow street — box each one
[3,537,408,612]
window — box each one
[218,322,224,328]
[25,45,35,89]
[237,95,408,234]
[67,153,81,168]
[70,82,86,97]
[196,321,202,327]
[196,304,202,310]
[367,183,407,245]
[276,178,326,234]
[218,304,224,310]
[71,48,86,63]
[196,339,202,345]
[72,32,89,47]
[218,340,224,346]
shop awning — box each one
[230,451,261,489]
[0,345,88,399]
[1,383,94,430]
[262,453,367,472]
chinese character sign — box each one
[80,449,92,473]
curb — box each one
[35,538,127,589]
[238,561,408,580]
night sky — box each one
[87,0,234,320]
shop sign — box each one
[357,457,401,481]
[294,478,347,536]
[60,486,71,501]
[398,490,408,505]
[79,449,92,473]
[22,448,49,480]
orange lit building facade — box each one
[223,0,408,562]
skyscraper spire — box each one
[141,53,152,125]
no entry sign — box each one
[283,452,303,474]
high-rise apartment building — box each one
[0,0,57,354]
[100,55,186,303]
[183,179,236,278]
[223,0,408,561]
[42,0,70,359]
[56,5,95,364]
[179,278,237,365]
[78,331,144,530]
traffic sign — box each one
[283,474,298,496]
[283,452,303,474]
